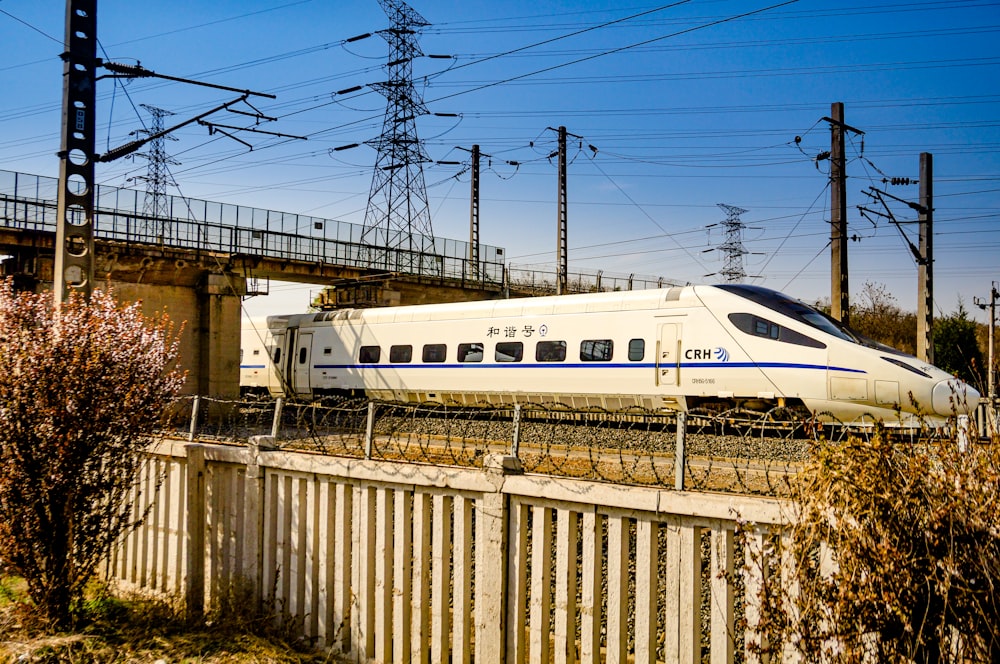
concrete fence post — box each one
[675,411,687,491]
[185,444,206,618]
[958,414,970,452]
[245,435,276,604]
[270,397,283,439]
[511,404,522,458]
[476,453,522,662]
[188,395,201,442]
[365,401,375,459]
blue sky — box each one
[2,0,998,321]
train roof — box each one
[266,284,708,329]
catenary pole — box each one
[917,153,934,363]
[54,0,98,302]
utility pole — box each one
[469,144,480,281]
[975,281,998,438]
[54,0,97,302]
[556,126,568,295]
[917,152,934,363]
[823,102,864,325]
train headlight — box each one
[932,379,981,416]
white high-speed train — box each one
[240,284,980,424]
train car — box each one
[240,284,980,425]
[239,318,273,394]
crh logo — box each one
[684,347,729,361]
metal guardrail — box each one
[0,169,505,286]
[507,263,686,294]
[1,169,684,297]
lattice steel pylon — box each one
[133,104,178,243]
[361,0,435,271]
[716,203,749,283]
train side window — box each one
[390,345,413,363]
[536,340,567,362]
[359,345,381,363]
[628,339,645,361]
[754,318,779,339]
[457,343,483,363]
[580,339,613,362]
[298,348,308,364]
[422,343,447,363]
[273,348,281,364]
[495,341,523,362]
[729,313,826,349]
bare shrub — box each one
[0,282,185,628]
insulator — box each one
[103,61,151,77]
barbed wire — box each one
[157,395,979,497]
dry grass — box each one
[0,576,339,663]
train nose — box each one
[932,379,981,416]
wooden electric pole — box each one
[917,152,934,363]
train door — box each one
[292,331,313,396]
[656,322,681,387]
[268,331,287,397]
[275,327,301,396]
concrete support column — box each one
[185,444,206,619]
[476,453,522,662]
[197,273,245,398]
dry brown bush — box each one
[744,427,1000,662]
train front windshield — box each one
[716,284,859,343]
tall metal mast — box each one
[134,104,178,243]
[54,0,98,302]
[716,203,749,283]
[361,0,435,271]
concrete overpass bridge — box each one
[1,169,680,396]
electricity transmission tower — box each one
[716,203,750,283]
[133,104,178,243]
[361,0,435,271]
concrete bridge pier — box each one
[1,240,247,398]
[111,270,246,399]
[196,273,246,398]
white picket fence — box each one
[109,436,791,663]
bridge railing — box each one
[508,262,686,294]
[3,169,691,296]
[0,170,506,286]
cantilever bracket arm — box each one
[97,94,253,162]
[198,120,308,142]
[97,60,276,99]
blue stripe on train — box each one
[310,361,866,374]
